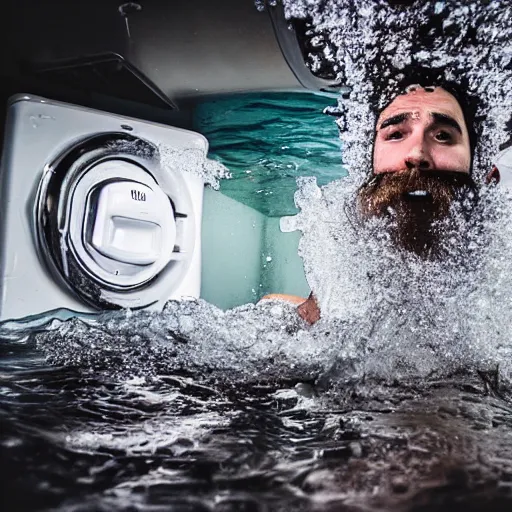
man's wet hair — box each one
[370,66,483,175]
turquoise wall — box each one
[201,188,310,310]
[259,217,309,299]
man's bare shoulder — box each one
[260,293,320,324]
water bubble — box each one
[158,145,231,190]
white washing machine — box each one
[0,94,206,321]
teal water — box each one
[193,92,345,217]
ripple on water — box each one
[2,346,512,511]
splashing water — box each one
[273,0,512,384]
[106,137,230,189]
[283,176,512,385]
[158,145,231,190]
[28,300,337,383]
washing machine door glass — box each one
[68,159,177,289]
[36,133,197,310]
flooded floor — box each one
[2,329,512,512]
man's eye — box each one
[386,131,403,140]
[435,130,452,142]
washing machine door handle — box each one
[89,181,176,266]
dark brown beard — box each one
[357,169,477,258]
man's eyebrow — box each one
[378,112,410,130]
[431,112,462,134]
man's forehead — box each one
[378,87,464,123]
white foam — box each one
[158,145,231,190]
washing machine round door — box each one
[67,158,178,290]
[36,133,197,309]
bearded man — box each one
[357,83,479,257]
[262,84,500,324]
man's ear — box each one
[486,166,500,185]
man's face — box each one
[359,86,476,257]
[373,86,471,175]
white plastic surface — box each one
[495,147,512,189]
[0,94,206,320]
[91,181,175,265]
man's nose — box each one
[404,143,434,171]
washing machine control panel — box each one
[90,181,176,266]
